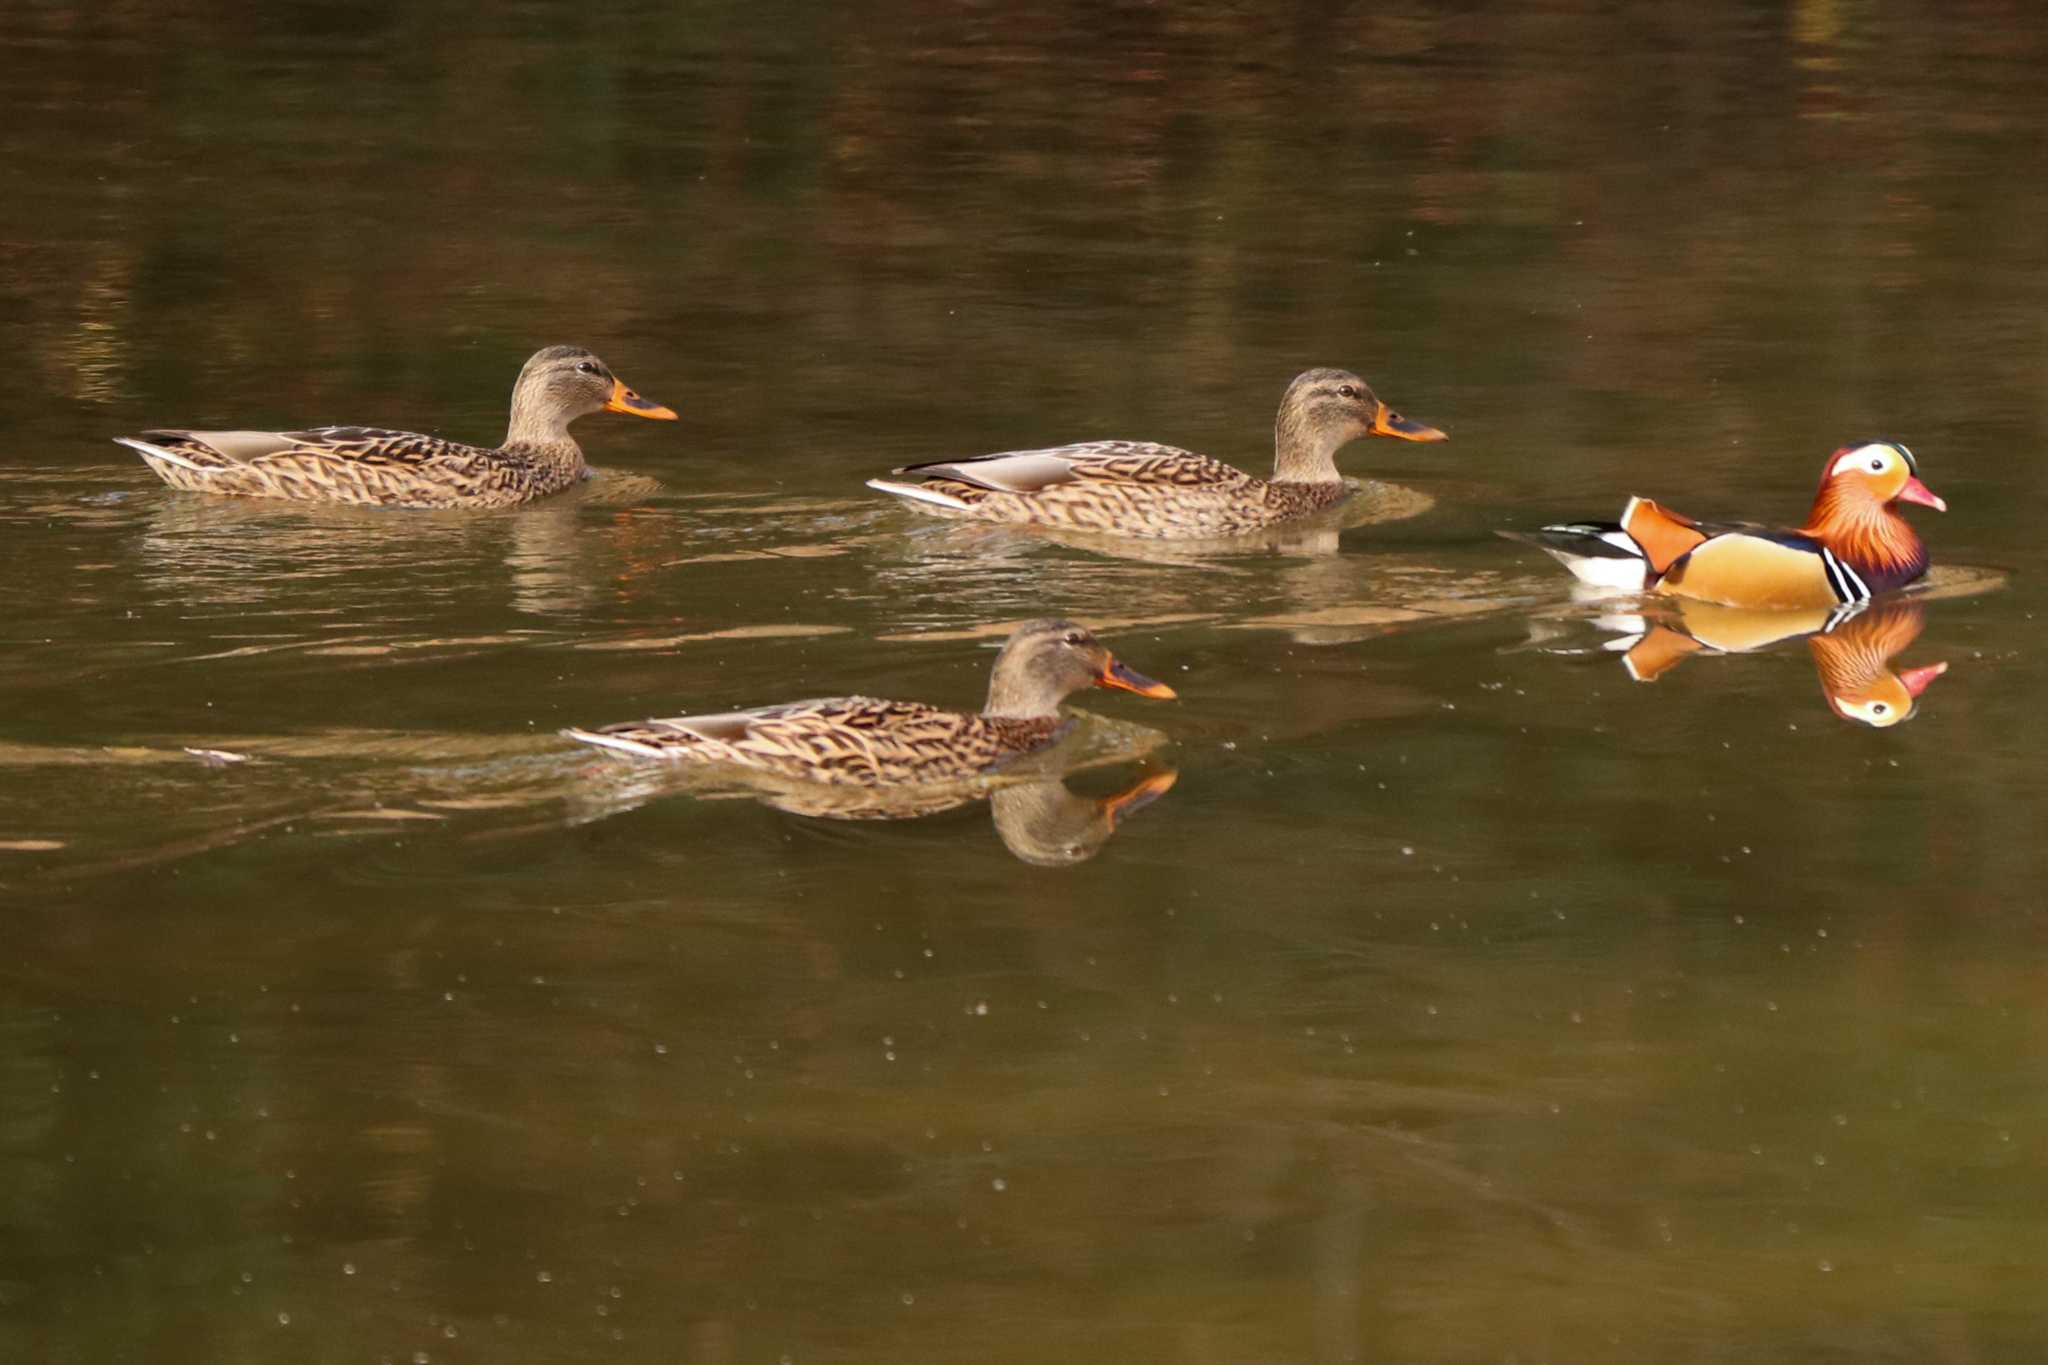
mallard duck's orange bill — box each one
[605,377,678,420]
[1370,401,1447,442]
[1097,658,1177,699]
[1899,661,1949,697]
[1100,769,1178,825]
[1897,476,1946,511]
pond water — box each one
[5,2,2047,1361]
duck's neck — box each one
[1272,409,1347,485]
[984,669,1069,721]
[1803,487,1928,587]
[503,396,586,478]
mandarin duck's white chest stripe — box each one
[1819,546,1870,605]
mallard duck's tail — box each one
[113,435,210,474]
[561,727,672,759]
[865,477,971,512]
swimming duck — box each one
[865,368,1446,539]
[564,618,1176,785]
[1510,442,1943,609]
[114,345,676,508]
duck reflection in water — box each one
[1538,598,1948,727]
[716,766,1179,866]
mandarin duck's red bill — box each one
[1505,442,1941,610]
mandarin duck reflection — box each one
[867,368,1445,539]
[116,346,676,508]
[1582,599,1947,728]
[565,618,1175,784]
[1510,443,1943,609]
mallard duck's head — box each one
[512,346,677,433]
[1283,368,1446,448]
[985,619,1177,719]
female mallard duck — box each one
[865,368,1446,538]
[114,345,676,508]
[1510,442,1945,609]
[564,619,1176,785]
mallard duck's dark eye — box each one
[1338,385,1359,400]
[1063,631,1086,646]
[576,361,600,376]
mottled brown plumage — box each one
[866,369,1446,539]
[115,345,676,508]
[564,619,1176,786]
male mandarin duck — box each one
[1512,442,1944,609]
[865,368,1446,539]
[115,345,676,508]
[564,619,1176,785]
[1601,599,1947,727]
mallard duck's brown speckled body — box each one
[866,369,1445,539]
[115,345,675,509]
[573,698,1069,787]
[565,619,1175,787]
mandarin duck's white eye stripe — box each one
[1832,443,1895,476]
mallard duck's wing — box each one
[116,426,511,504]
[118,426,486,470]
[867,441,1279,537]
[565,698,1064,786]
[878,441,1234,497]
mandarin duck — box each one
[116,346,676,508]
[1511,442,1944,609]
[866,368,1445,539]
